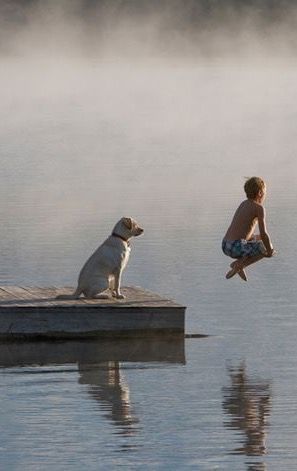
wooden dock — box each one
[0,286,185,340]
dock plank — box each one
[0,286,55,307]
[0,286,36,307]
[0,288,15,301]
[21,286,68,307]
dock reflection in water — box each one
[0,337,185,438]
[222,362,271,463]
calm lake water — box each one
[1,56,297,470]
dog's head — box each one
[113,217,144,240]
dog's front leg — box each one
[112,269,125,299]
[109,275,115,293]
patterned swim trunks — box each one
[222,239,266,259]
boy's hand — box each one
[265,248,276,257]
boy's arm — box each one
[257,205,274,256]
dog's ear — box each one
[123,217,133,231]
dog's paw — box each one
[112,291,125,299]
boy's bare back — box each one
[224,199,262,241]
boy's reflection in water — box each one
[222,362,271,458]
[247,463,267,471]
[78,361,139,436]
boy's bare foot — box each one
[230,261,247,281]
[264,248,276,258]
[237,268,247,281]
[226,267,238,279]
[226,262,247,281]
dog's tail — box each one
[56,287,83,300]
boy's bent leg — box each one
[238,254,265,269]
[225,241,271,281]
[226,254,266,280]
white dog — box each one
[57,217,143,300]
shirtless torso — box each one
[224,199,263,241]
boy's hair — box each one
[244,177,266,199]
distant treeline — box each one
[1,0,296,58]
[1,0,294,24]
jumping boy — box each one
[222,177,275,281]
